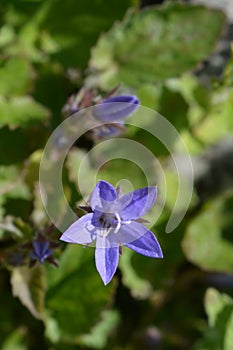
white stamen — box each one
[122,220,131,224]
[114,212,121,234]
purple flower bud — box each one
[30,241,52,264]
[93,95,139,122]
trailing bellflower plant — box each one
[60,180,163,285]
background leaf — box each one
[11,265,46,319]
[45,245,117,342]
[182,194,233,273]
[193,288,233,350]
[88,3,226,89]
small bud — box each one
[93,95,139,122]
[30,240,52,265]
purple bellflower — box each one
[60,180,163,285]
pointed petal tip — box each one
[119,185,158,220]
[91,180,117,206]
[98,267,114,286]
[95,244,119,286]
[123,225,163,259]
[153,250,163,259]
[101,276,112,286]
[59,234,73,243]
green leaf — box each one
[0,96,50,129]
[158,86,189,131]
[0,164,31,223]
[164,74,210,127]
[45,245,116,341]
[0,165,28,196]
[195,89,233,144]
[0,25,15,48]
[0,216,25,238]
[89,3,226,89]
[79,310,120,349]
[43,0,134,68]
[205,288,233,328]
[119,249,152,299]
[193,288,233,350]
[182,195,233,273]
[97,158,147,190]
[136,83,162,110]
[66,148,96,197]
[120,220,185,297]
[11,265,46,319]
[2,1,55,62]
[66,148,148,200]
[0,58,33,96]
[1,328,27,350]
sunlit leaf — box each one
[1,328,27,350]
[193,288,233,350]
[0,165,30,199]
[195,89,233,144]
[89,3,225,89]
[0,58,33,96]
[182,195,233,273]
[120,248,152,299]
[11,265,46,319]
[80,310,120,349]
[0,96,50,129]
[45,245,117,341]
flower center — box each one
[92,210,122,237]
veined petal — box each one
[60,213,95,244]
[119,186,157,220]
[117,221,148,245]
[90,180,117,211]
[95,236,119,285]
[125,230,163,258]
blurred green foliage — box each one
[0,0,233,349]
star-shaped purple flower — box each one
[60,180,163,285]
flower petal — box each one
[125,230,163,258]
[116,221,148,246]
[90,180,117,211]
[119,186,157,220]
[95,236,119,285]
[60,213,95,244]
